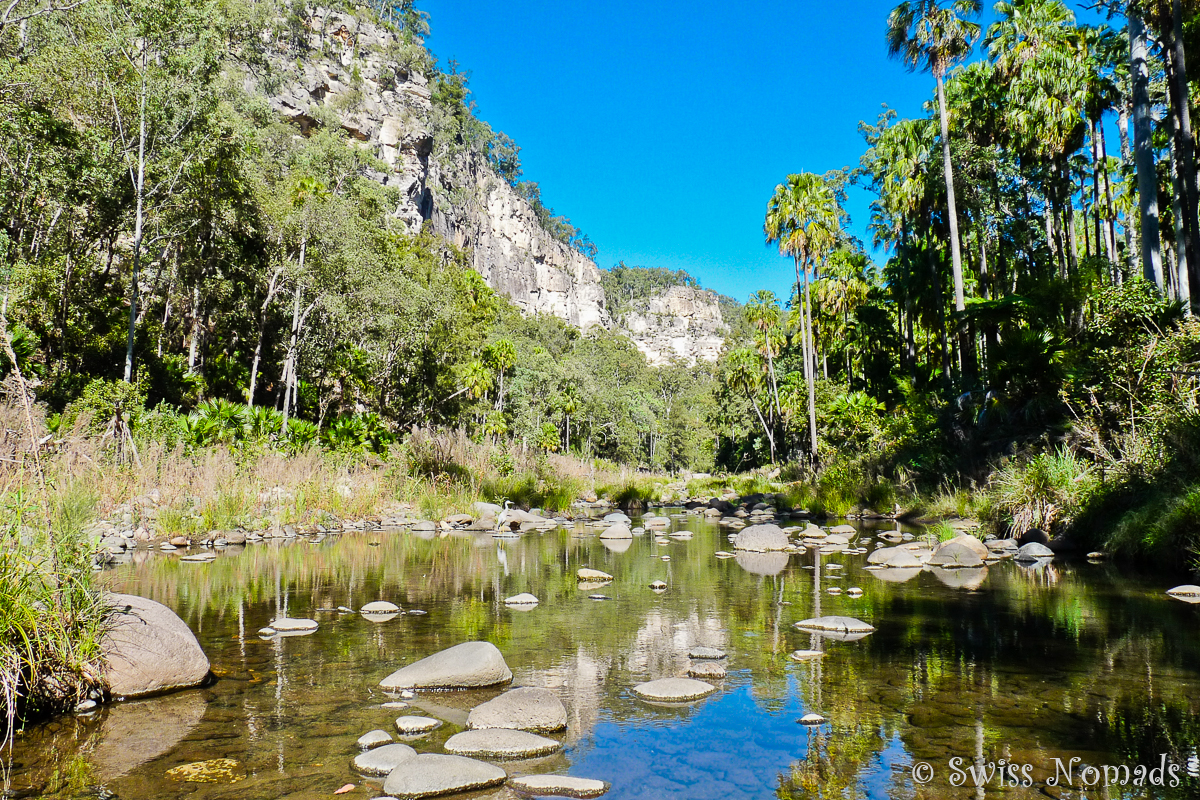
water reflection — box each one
[6,512,1200,800]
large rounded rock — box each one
[382,753,506,798]
[443,728,562,759]
[944,534,989,559]
[867,547,924,568]
[352,742,417,775]
[466,686,567,732]
[380,642,513,691]
[643,516,671,529]
[599,523,632,540]
[631,678,716,703]
[1015,542,1055,561]
[927,541,984,568]
[732,524,789,552]
[101,593,211,699]
[508,774,610,798]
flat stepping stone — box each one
[443,728,562,759]
[361,601,401,614]
[269,618,317,632]
[687,647,726,660]
[380,641,513,691]
[631,678,716,703]
[352,743,417,775]
[467,686,567,732]
[508,774,610,798]
[790,650,825,661]
[1167,584,1200,603]
[794,616,875,633]
[395,716,442,735]
[577,568,613,582]
[357,729,393,750]
[687,661,727,679]
[382,753,506,798]
[180,553,216,562]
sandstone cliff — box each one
[248,6,724,356]
[618,286,728,366]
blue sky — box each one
[422,0,1112,304]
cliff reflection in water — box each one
[7,513,1200,800]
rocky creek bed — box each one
[9,505,1200,800]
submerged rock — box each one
[443,728,562,759]
[687,661,727,680]
[381,753,506,798]
[379,641,513,691]
[631,678,717,703]
[687,647,726,660]
[794,616,875,633]
[466,686,567,733]
[102,593,211,700]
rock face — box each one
[466,687,567,733]
[380,642,513,691]
[733,524,789,552]
[382,753,507,798]
[102,593,211,699]
[247,8,727,360]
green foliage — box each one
[988,450,1096,536]
[61,379,147,436]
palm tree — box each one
[745,290,783,420]
[726,347,775,462]
[886,0,982,316]
[485,339,517,413]
[765,173,840,466]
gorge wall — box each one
[249,6,725,362]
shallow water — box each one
[8,512,1200,800]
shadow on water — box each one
[6,513,1200,799]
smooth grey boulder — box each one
[101,593,211,699]
[643,516,671,529]
[944,534,989,559]
[602,512,631,524]
[599,523,632,540]
[352,742,417,775]
[867,547,924,568]
[380,642,513,691]
[927,541,985,568]
[732,524,789,552]
[382,753,506,798]
[631,678,716,703]
[357,729,393,750]
[466,686,567,732]
[508,774,610,798]
[443,728,562,759]
[1015,542,1055,561]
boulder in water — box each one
[1015,542,1054,561]
[507,774,610,799]
[732,524,789,552]
[381,753,506,798]
[443,728,562,759]
[101,593,211,699]
[631,678,717,703]
[352,742,417,775]
[379,642,513,691]
[599,523,632,540]
[466,686,567,733]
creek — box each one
[8,511,1200,799]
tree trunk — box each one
[1119,107,1136,279]
[123,69,148,383]
[1131,10,1164,289]
[186,284,202,373]
[1170,118,1194,312]
[1099,123,1118,266]
[248,264,285,406]
[936,72,966,313]
[803,268,818,467]
[1172,0,1200,304]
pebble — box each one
[357,730,393,750]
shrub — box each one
[989,450,1096,536]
